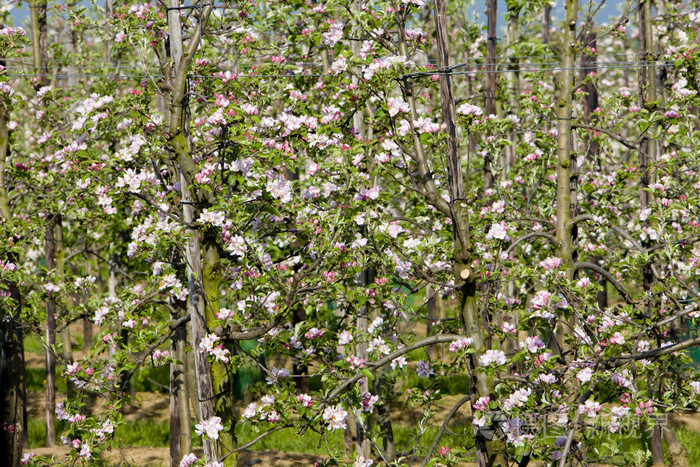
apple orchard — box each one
[1,0,700,466]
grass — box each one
[28,420,67,448]
[24,331,84,355]
[26,366,68,393]
[393,423,474,458]
[672,427,700,464]
[402,371,471,396]
[113,420,170,448]
[130,366,170,393]
[236,423,344,455]
[24,333,45,354]
[583,425,700,466]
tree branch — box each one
[218,424,295,461]
[506,232,558,255]
[603,335,700,369]
[420,395,471,467]
[573,261,634,304]
[318,334,464,412]
[572,123,637,150]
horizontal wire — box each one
[0,53,663,70]
[0,53,646,67]
[1,61,671,81]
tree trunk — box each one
[555,0,578,353]
[202,236,236,465]
[375,374,396,463]
[639,2,662,462]
[54,217,75,399]
[170,299,191,467]
[351,4,372,456]
[580,32,608,312]
[45,215,57,447]
[166,2,219,462]
[0,303,26,467]
[107,252,119,386]
[581,33,599,161]
[292,304,309,394]
[0,58,25,464]
[664,427,689,467]
[638,0,656,212]
[179,166,218,462]
[650,424,664,466]
[104,0,116,65]
[29,0,48,85]
[0,90,11,222]
[484,0,497,192]
[508,9,521,114]
[425,284,436,359]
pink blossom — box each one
[66,362,81,375]
[195,416,224,440]
[242,403,258,419]
[361,392,379,412]
[579,399,602,418]
[266,367,290,385]
[180,453,198,467]
[211,345,230,363]
[199,333,220,353]
[538,257,562,271]
[347,355,365,370]
[354,456,374,467]
[521,336,545,353]
[503,388,531,410]
[576,367,594,383]
[322,22,343,47]
[338,330,353,345]
[297,394,313,407]
[457,103,483,116]
[448,337,473,352]
[689,381,700,394]
[473,396,490,411]
[486,221,509,241]
[537,373,557,384]
[217,308,233,320]
[609,332,625,346]
[530,291,555,319]
[387,97,410,117]
[479,349,506,367]
[390,356,407,370]
[322,404,348,431]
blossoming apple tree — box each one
[1,0,700,466]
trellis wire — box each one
[0,60,672,81]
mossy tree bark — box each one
[555,0,578,352]
[166,3,234,464]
